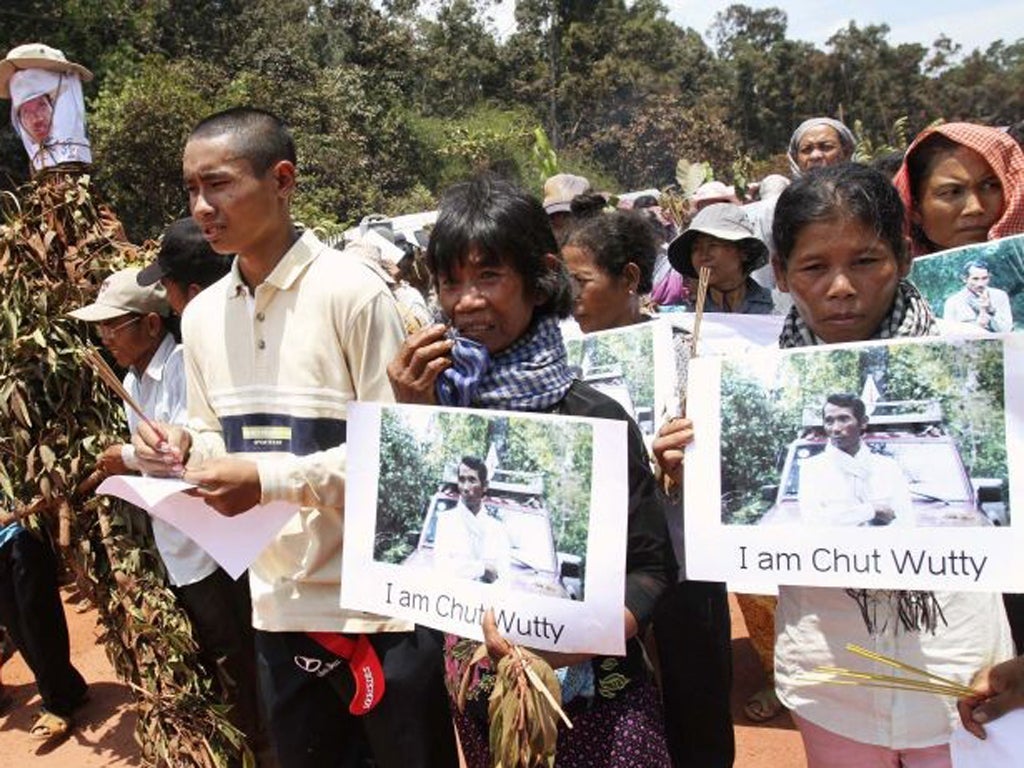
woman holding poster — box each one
[563,209,735,767]
[387,176,675,767]
[766,163,1013,766]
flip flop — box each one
[30,709,70,741]
[743,686,783,723]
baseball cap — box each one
[667,203,768,279]
[137,218,232,289]
[69,268,169,321]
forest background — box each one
[2,0,1023,242]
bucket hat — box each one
[667,203,768,279]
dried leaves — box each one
[0,171,250,767]
[458,644,567,768]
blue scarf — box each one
[435,315,574,411]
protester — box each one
[786,117,857,177]
[744,174,791,297]
[563,208,734,767]
[0,512,88,740]
[71,263,264,747]
[894,122,1024,255]
[667,203,773,314]
[131,107,457,768]
[136,217,233,315]
[543,172,593,244]
[958,655,1024,739]
[0,42,94,172]
[387,175,675,767]
[767,163,1011,766]
[691,180,741,211]
[562,209,656,332]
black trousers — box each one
[653,579,735,768]
[0,528,87,716]
[255,625,458,768]
[175,567,262,742]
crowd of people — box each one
[1,40,1024,768]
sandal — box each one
[743,686,783,723]
[30,709,70,741]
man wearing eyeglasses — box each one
[69,268,263,751]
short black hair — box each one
[563,210,658,293]
[189,107,297,176]
[427,175,572,319]
[773,163,906,270]
[824,393,867,423]
[155,218,233,289]
[458,456,488,485]
[962,259,991,277]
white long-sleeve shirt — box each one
[121,333,218,587]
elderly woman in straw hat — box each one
[0,43,94,173]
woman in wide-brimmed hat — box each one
[667,202,773,314]
[0,43,94,173]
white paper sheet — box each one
[96,475,299,579]
[951,709,1024,767]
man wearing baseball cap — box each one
[70,268,263,749]
[136,218,233,315]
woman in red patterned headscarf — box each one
[894,122,1024,256]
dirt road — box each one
[0,591,804,767]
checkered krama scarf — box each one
[893,122,1024,256]
[435,314,573,412]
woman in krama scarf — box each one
[760,163,1009,766]
[893,122,1024,256]
[387,175,675,767]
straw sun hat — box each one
[0,43,93,99]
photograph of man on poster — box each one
[798,394,913,527]
[943,260,1014,333]
[910,234,1024,332]
[433,456,512,584]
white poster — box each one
[684,335,1023,591]
[340,402,629,655]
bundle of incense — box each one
[801,643,976,699]
[82,348,167,442]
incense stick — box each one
[845,644,974,694]
[798,643,976,700]
[82,348,167,442]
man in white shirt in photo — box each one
[434,456,511,583]
[798,393,913,527]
